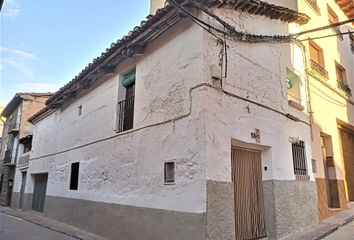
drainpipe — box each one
[295,40,314,141]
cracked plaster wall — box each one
[17,22,207,214]
[202,9,314,182]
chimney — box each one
[150,0,166,15]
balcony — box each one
[305,0,320,15]
[117,96,134,133]
[337,81,352,96]
[17,152,30,168]
[3,149,14,165]
[7,119,20,134]
[308,59,329,80]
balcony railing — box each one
[17,152,30,168]
[337,81,352,96]
[305,0,320,14]
[117,96,134,133]
[3,149,13,165]
[332,25,343,40]
[309,59,329,79]
[7,118,20,134]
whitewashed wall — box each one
[25,22,207,214]
[201,9,313,182]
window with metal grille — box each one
[70,162,80,190]
[292,141,308,176]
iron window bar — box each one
[292,141,308,176]
[309,59,329,79]
[117,96,134,133]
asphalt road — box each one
[0,212,76,240]
[324,221,354,240]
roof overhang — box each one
[36,0,309,121]
[1,93,53,118]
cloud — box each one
[2,59,34,78]
[13,83,61,93]
[3,0,21,19]
[0,47,38,60]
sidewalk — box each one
[0,207,108,240]
[283,203,354,240]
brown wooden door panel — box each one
[232,148,267,240]
[339,128,354,201]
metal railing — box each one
[309,59,329,79]
[331,25,343,40]
[3,149,13,164]
[117,96,134,133]
[305,0,320,14]
[17,152,30,167]
[337,81,352,96]
[7,118,19,133]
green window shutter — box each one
[122,71,136,88]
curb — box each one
[313,215,354,240]
[0,209,83,240]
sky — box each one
[0,0,150,106]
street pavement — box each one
[324,221,354,240]
[0,212,76,240]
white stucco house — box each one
[11,0,320,239]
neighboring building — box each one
[12,1,322,240]
[0,93,52,206]
[0,106,4,142]
[292,0,354,220]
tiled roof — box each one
[1,93,53,118]
[205,0,309,24]
[33,0,309,122]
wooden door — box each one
[32,174,48,212]
[232,148,267,240]
[339,128,354,201]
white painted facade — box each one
[17,11,311,209]
[12,3,318,239]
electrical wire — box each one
[298,31,354,42]
[293,18,354,38]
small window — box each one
[164,161,175,184]
[312,159,317,173]
[0,174,3,193]
[327,5,342,40]
[287,70,301,104]
[350,34,354,53]
[70,162,80,190]
[327,5,338,25]
[78,105,82,116]
[335,63,346,83]
[292,141,308,176]
[309,41,324,68]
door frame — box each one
[338,124,354,201]
[32,173,48,212]
[19,171,27,209]
[231,146,267,240]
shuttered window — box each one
[292,141,308,176]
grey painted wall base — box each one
[10,191,20,209]
[10,192,33,211]
[44,196,206,240]
[263,180,319,240]
[206,180,235,240]
[206,180,319,240]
